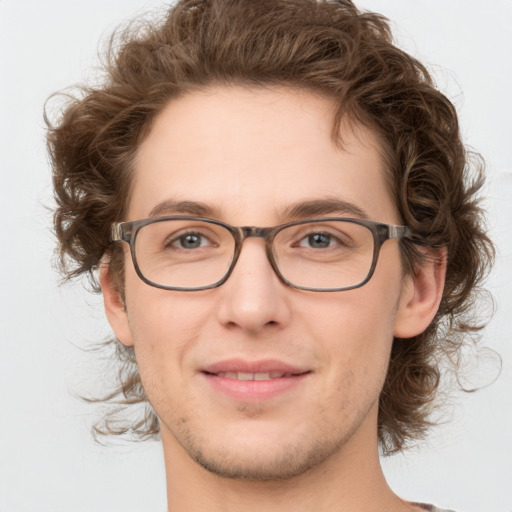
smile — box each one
[201,359,311,402]
[211,371,297,380]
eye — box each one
[170,232,212,249]
[298,232,338,249]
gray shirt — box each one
[415,504,457,512]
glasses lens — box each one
[273,220,375,289]
[134,219,235,288]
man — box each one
[47,1,493,510]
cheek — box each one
[124,289,218,419]
[296,278,400,389]
[123,278,214,378]
[297,282,399,347]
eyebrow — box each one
[148,199,221,218]
[147,197,369,223]
[279,198,370,221]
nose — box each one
[215,238,292,334]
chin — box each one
[181,427,347,482]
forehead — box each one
[130,86,397,224]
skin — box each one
[101,86,445,512]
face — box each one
[103,86,431,481]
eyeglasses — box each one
[110,216,412,292]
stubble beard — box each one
[168,412,359,482]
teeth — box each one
[270,371,287,379]
[237,372,255,381]
[216,371,288,380]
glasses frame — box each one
[110,216,412,292]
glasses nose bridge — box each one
[234,226,277,269]
[240,226,272,240]
[238,225,275,250]
[239,225,276,251]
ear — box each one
[99,262,134,347]
[393,248,447,338]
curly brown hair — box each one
[46,0,494,454]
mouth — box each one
[206,371,302,380]
[201,359,311,401]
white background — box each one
[1,1,511,511]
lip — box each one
[202,358,308,375]
[201,358,311,402]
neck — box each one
[161,407,413,512]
